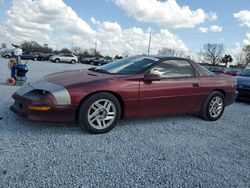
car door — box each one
[22,52,28,59]
[68,54,74,62]
[139,59,202,117]
[59,54,67,62]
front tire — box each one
[55,58,60,63]
[77,92,121,134]
[71,60,76,64]
[200,91,225,121]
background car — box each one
[80,57,97,64]
[237,69,250,100]
[43,53,54,60]
[11,55,237,134]
[1,52,12,58]
[92,58,112,66]
[34,52,47,61]
[208,66,226,74]
[224,68,241,76]
[80,57,112,66]
[21,52,39,61]
[49,53,78,64]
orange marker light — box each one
[28,106,51,111]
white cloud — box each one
[102,21,122,32]
[233,10,250,27]
[210,25,223,32]
[0,0,188,56]
[199,27,208,33]
[198,25,223,33]
[112,0,216,28]
[0,0,96,48]
[206,12,217,21]
[93,20,188,55]
[90,17,100,25]
[243,32,250,45]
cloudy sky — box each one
[0,0,249,56]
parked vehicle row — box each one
[236,69,250,100]
[80,57,112,66]
[1,51,113,66]
[1,51,53,61]
[205,66,241,76]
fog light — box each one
[28,106,51,111]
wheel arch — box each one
[213,89,225,96]
[75,90,125,121]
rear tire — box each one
[77,92,121,134]
[200,91,225,121]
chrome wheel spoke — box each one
[87,99,116,130]
[90,116,97,123]
[209,96,223,118]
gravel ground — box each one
[0,57,249,188]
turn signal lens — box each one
[28,106,51,111]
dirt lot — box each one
[0,58,249,187]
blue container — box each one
[16,64,28,77]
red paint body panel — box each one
[11,59,237,123]
[139,77,203,116]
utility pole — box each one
[147,33,151,55]
[95,40,97,56]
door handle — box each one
[192,83,199,87]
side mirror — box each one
[144,73,161,82]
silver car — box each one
[49,53,78,64]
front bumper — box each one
[10,93,77,123]
[10,80,77,123]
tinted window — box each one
[150,60,195,78]
[94,56,158,75]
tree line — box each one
[158,43,250,68]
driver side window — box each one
[150,60,195,78]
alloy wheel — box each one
[87,99,116,130]
[209,96,223,118]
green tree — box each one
[59,48,72,54]
[221,54,233,67]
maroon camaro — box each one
[11,56,237,133]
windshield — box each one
[240,69,250,77]
[92,56,159,75]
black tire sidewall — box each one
[77,92,121,134]
[203,92,225,121]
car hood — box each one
[43,69,117,87]
[237,75,250,86]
